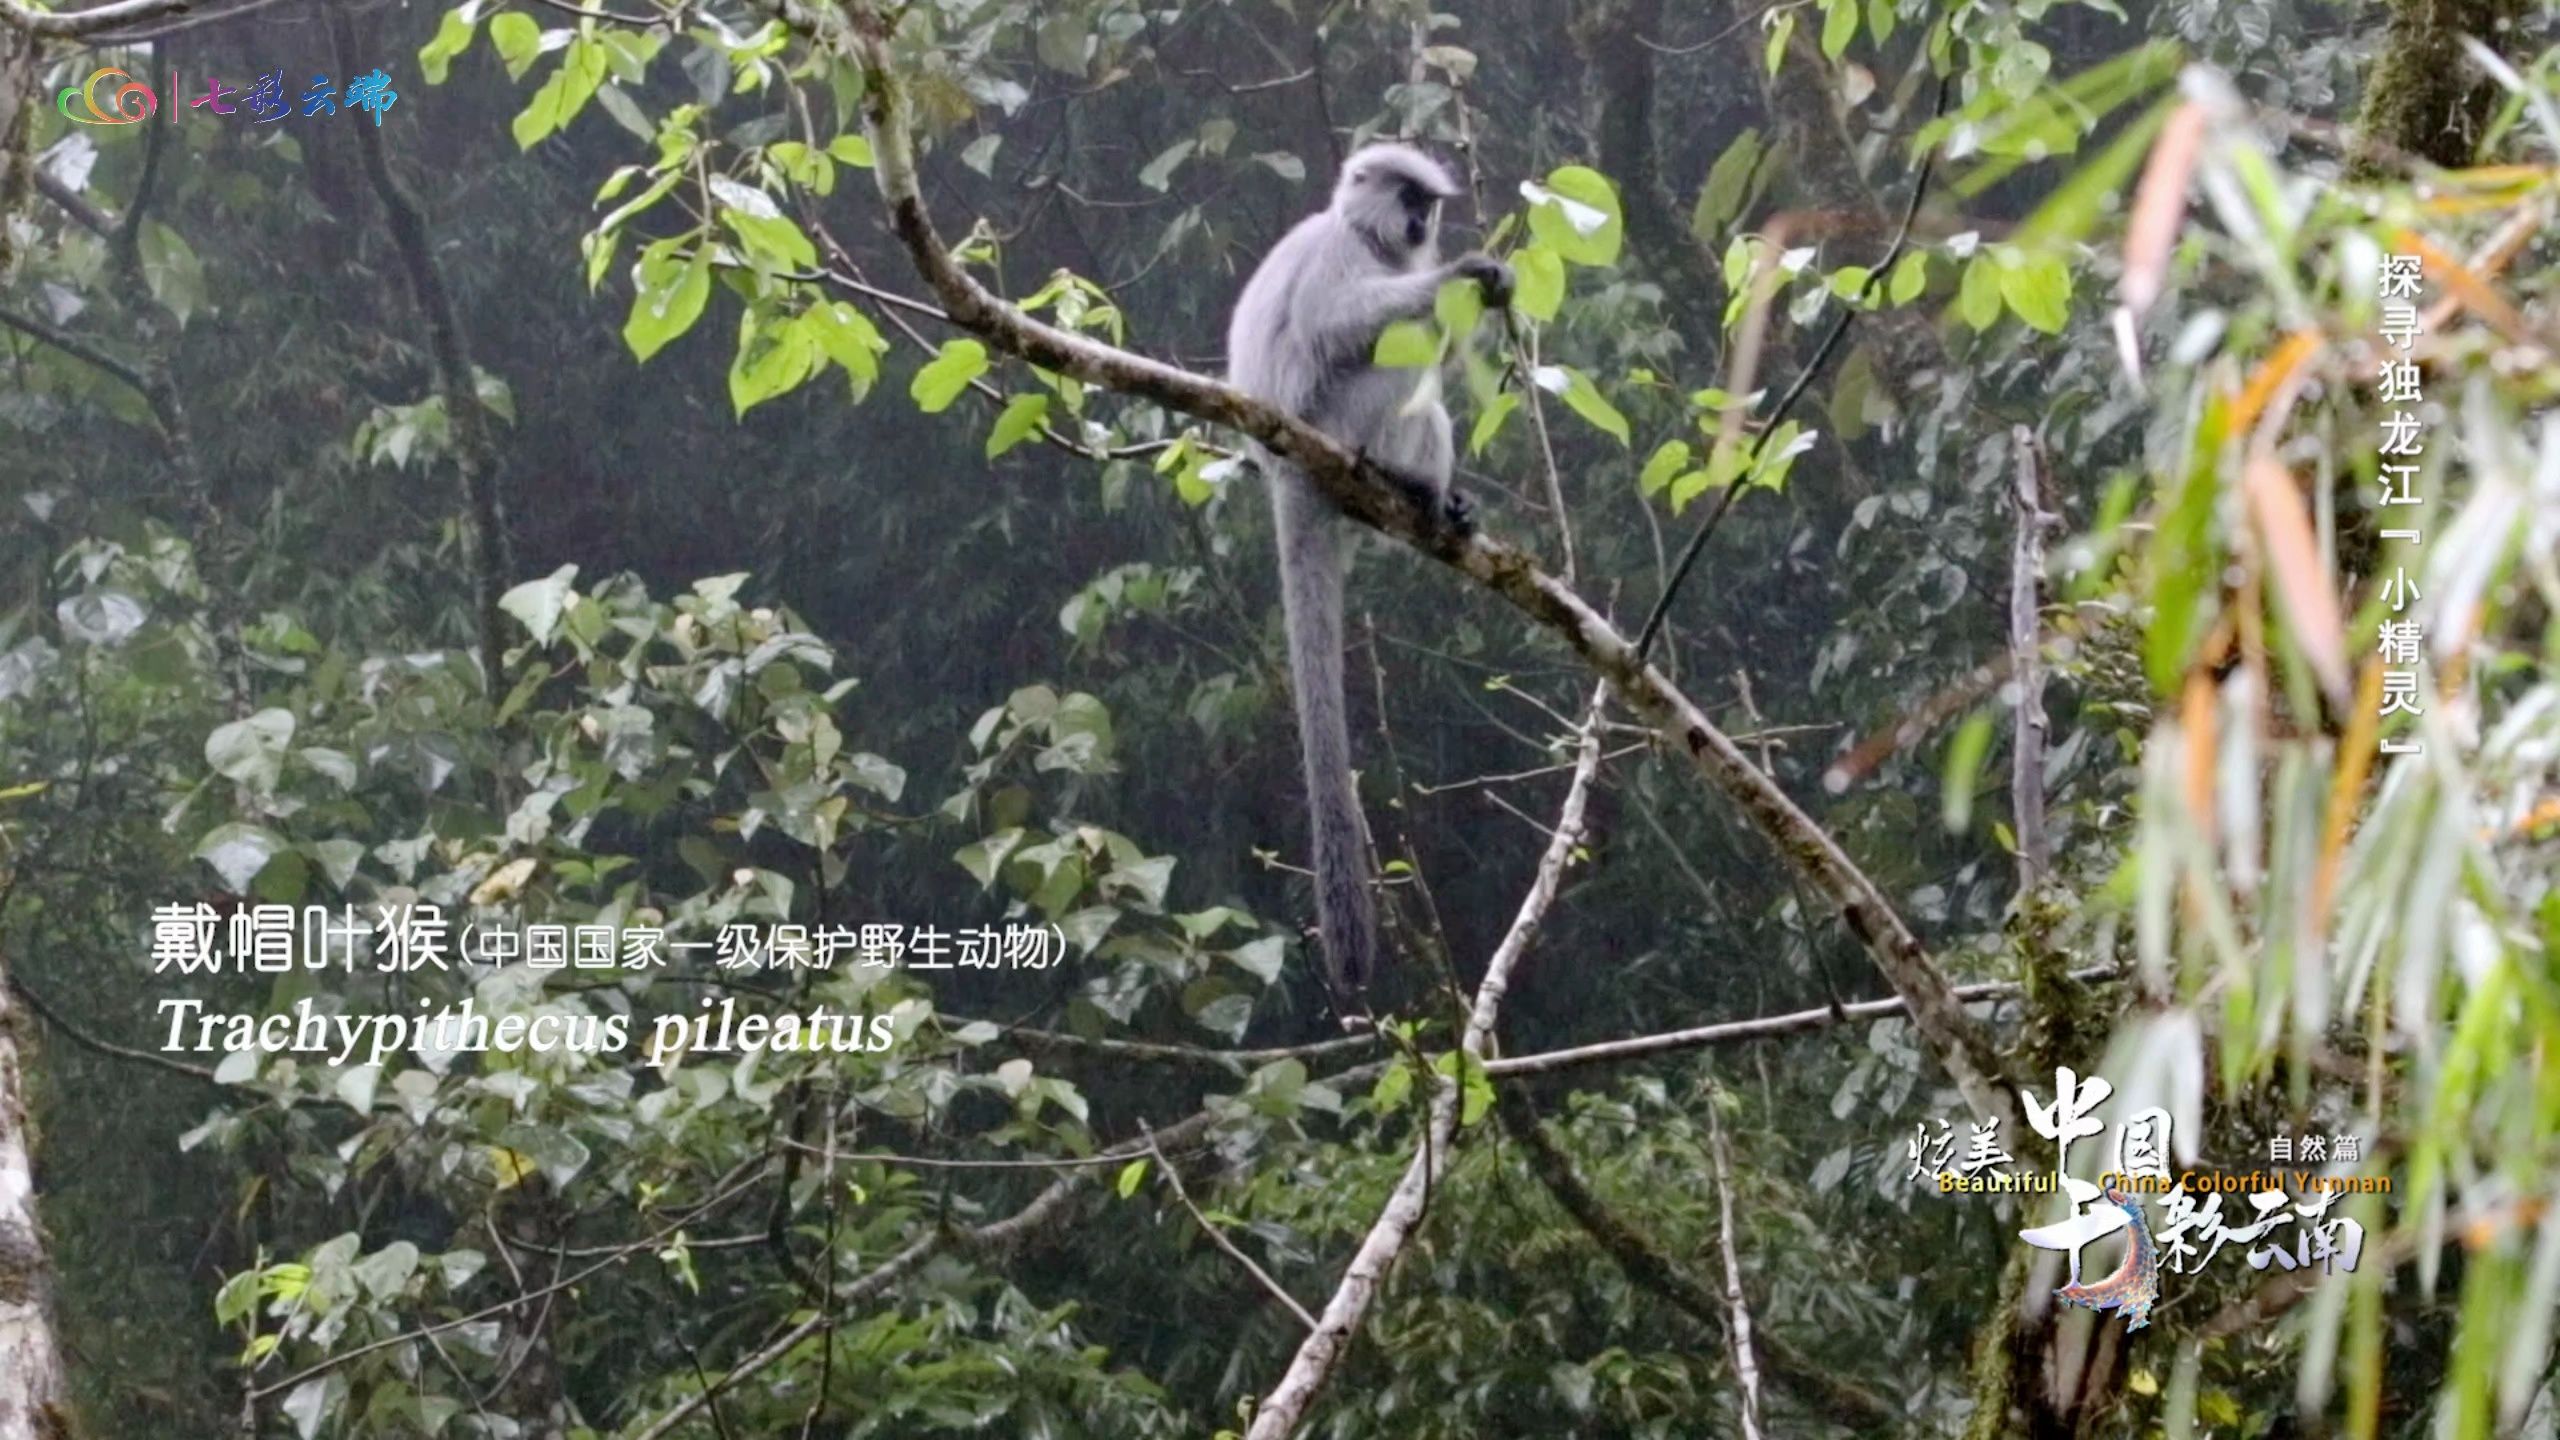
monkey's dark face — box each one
[1332,143,1459,260]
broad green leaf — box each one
[1468,392,1520,455]
[911,339,989,413]
[1764,10,1796,76]
[1521,166,1624,267]
[986,393,1050,458]
[1535,365,1629,445]
[500,564,580,643]
[1511,242,1566,320]
[800,301,884,387]
[1888,249,1931,304]
[1822,0,1859,58]
[1957,255,2003,330]
[826,133,874,168]
[418,8,478,85]
[722,207,816,271]
[624,243,712,362]
[196,822,285,892]
[1639,439,1692,496]
[206,709,294,790]
[1999,252,2073,333]
[1373,320,1440,368]
[1116,1158,1148,1198]
[489,13,541,79]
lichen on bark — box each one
[2353,0,2528,172]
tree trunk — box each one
[0,949,74,1440]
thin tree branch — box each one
[623,1108,1221,1440]
[2009,425,2056,890]
[950,1014,1381,1073]
[1492,1089,1899,1428]
[1245,685,1608,1439]
[1632,76,1949,663]
[8,977,215,1081]
[0,304,152,395]
[329,7,512,688]
[1704,1092,1765,1439]
[0,0,187,37]
[1489,966,2121,1078]
[1145,1123,1317,1332]
[827,2,2017,1138]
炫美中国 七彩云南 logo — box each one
[57,65,401,128]
[1901,1065,2386,1333]
[2030,1183,2159,1330]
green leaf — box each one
[911,339,989,413]
[1511,242,1566,321]
[800,301,884,387]
[512,36,607,149]
[418,7,478,85]
[138,222,204,327]
[1116,1158,1148,1198]
[1138,139,1196,191]
[196,822,285,892]
[1887,250,1930,304]
[723,207,816,271]
[1998,252,2073,334]
[624,243,713,362]
[500,564,580,644]
[1821,0,1859,58]
[1373,320,1440,368]
[986,393,1050,458]
[1522,166,1624,267]
[1638,439,1692,496]
[1692,127,1763,240]
[826,132,875,168]
[489,12,542,80]
[206,709,295,790]
[1956,255,2003,331]
[1764,10,1796,76]
[1536,365,1629,445]
[1468,392,1520,456]
[728,307,820,417]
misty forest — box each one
[4,0,2559,1435]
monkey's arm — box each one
[1296,264,1465,360]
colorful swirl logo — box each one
[56,68,159,126]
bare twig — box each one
[1704,1092,1765,1439]
[1489,966,2121,1078]
[623,1108,1221,1440]
[1243,685,1608,1439]
[1145,1123,1318,1332]
[1492,1091,1899,1428]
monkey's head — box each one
[1331,143,1461,260]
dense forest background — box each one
[3,0,2557,1435]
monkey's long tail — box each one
[1271,471,1377,1006]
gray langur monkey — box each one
[1224,143,1513,1008]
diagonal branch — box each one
[1243,684,1608,1439]
[1145,1123,1318,1332]
[827,2,2017,1140]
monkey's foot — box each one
[1441,487,1476,535]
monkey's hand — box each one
[1454,253,1515,310]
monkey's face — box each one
[1334,144,1458,260]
